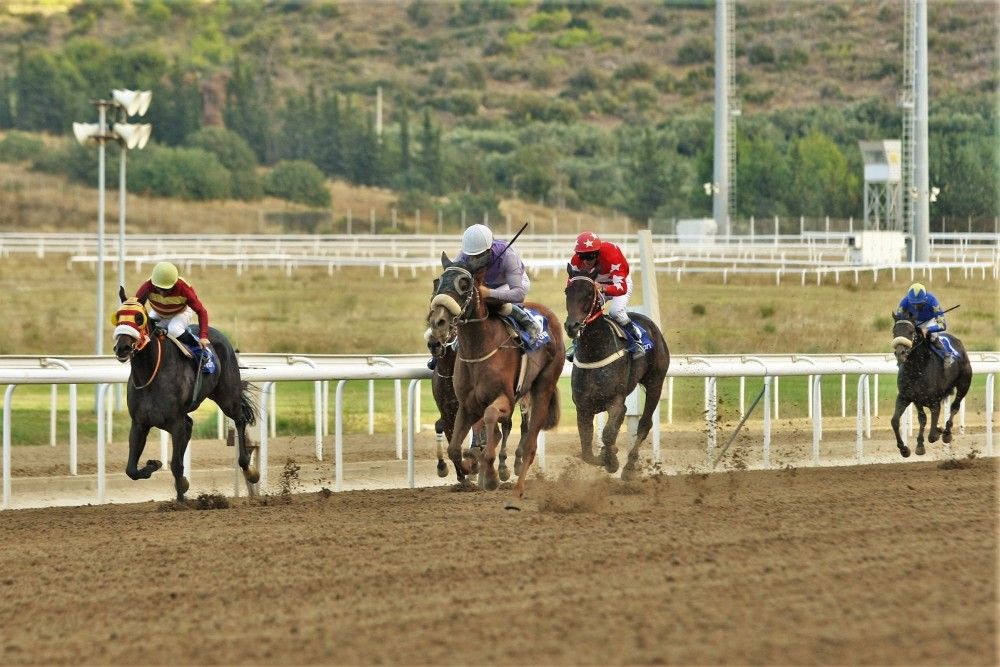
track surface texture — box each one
[0,457,996,666]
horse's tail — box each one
[541,384,560,431]
[240,385,260,427]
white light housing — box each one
[73,122,101,146]
[112,89,152,116]
[113,123,152,150]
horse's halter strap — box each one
[130,335,163,390]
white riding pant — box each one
[148,307,194,338]
[605,275,633,325]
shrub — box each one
[264,160,331,207]
[184,127,257,171]
[0,131,43,162]
[692,303,706,316]
[230,169,264,201]
[748,43,775,65]
[129,146,232,201]
[677,37,712,64]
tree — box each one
[789,129,859,217]
[737,131,791,218]
[223,56,273,163]
[14,50,83,134]
[417,109,443,194]
[151,63,203,146]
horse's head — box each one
[111,286,151,362]
[563,262,602,338]
[427,252,483,344]
[891,317,919,364]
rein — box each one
[568,275,629,369]
[130,335,163,389]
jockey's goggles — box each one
[577,251,598,262]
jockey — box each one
[569,231,645,359]
[894,282,953,369]
[427,223,539,370]
[134,261,216,373]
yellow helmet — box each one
[907,282,927,304]
[151,261,179,289]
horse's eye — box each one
[457,277,469,292]
[135,313,145,326]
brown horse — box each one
[429,334,516,482]
[427,251,563,509]
[564,264,670,479]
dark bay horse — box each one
[890,317,973,457]
[112,287,259,501]
[427,252,564,508]
[564,264,670,480]
[429,335,515,482]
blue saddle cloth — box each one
[929,334,960,361]
[184,326,217,374]
[632,322,655,354]
[501,308,552,352]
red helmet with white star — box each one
[574,231,602,254]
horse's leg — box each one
[622,375,666,481]
[914,406,927,456]
[890,396,911,458]
[514,401,529,476]
[576,408,600,466]
[481,398,512,491]
[124,422,161,480]
[600,398,628,474]
[434,417,449,478]
[944,374,972,444]
[498,416,513,482]
[447,407,476,484]
[507,392,558,509]
[234,413,259,488]
[167,416,193,501]
[927,400,943,445]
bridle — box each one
[566,274,606,336]
[431,264,516,364]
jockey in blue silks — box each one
[894,282,953,368]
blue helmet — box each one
[907,283,927,304]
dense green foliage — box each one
[0,1,995,219]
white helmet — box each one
[461,224,493,256]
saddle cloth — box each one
[501,308,552,352]
[930,333,961,361]
[175,325,218,375]
[607,319,655,354]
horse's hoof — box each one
[915,443,926,456]
[498,465,510,482]
[621,466,637,482]
[942,431,952,444]
[436,460,449,478]
[603,455,620,475]
[147,459,163,472]
[504,499,522,511]
[178,476,190,495]
[899,446,911,458]
[244,466,260,484]
[483,474,499,491]
[928,432,939,444]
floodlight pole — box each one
[95,101,110,357]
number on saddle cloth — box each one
[504,308,551,352]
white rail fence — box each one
[2,353,998,510]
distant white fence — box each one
[2,353,998,510]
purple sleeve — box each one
[486,251,527,303]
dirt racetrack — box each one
[0,453,996,666]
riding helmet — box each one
[151,261,179,289]
[907,282,927,303]
[461,224,493,256]
[575,231,602,253]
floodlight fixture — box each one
[112,89,152,116]
[73,122,102,146]
[112,123,152,150]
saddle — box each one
[157,326,218,375]
[606,319,654,354]
[500,308,551,352]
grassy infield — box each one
[1,254,997,445]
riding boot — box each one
[930,334,953,370]
[426,340,439,371]
[177,329,200,350]
[509,304,541,344]
[618,319,646,358]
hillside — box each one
[1,1,994,126]
[0,1,996,226]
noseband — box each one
[431,265,488,325]
[567,275,606,334]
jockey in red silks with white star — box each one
[569,231,645,358]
